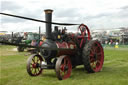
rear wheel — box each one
[82,40,104,73]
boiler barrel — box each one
[56,42,77,56]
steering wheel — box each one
[77,24,91,48]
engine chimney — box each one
[44,9,53,39]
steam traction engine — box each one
[27,9,104,80]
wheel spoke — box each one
[32,68,35,74]
[37,57,39,62]
[30,67,33,71]
[90,53,94,57]
[32,59,35,63]
[93,46,96,53]
[34,68,37,75]
[36,68,39,73]
[90,57,94,62]
[91,47,95,54]
[60,64,64,71]
[64,70,67,75]
[97,60,101,64]
[38,68,41,72]
[80,39,84,48]
[34,56,37,62]
[67,60,70,65]
[97,52,101,56]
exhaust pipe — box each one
[44,9,53,39]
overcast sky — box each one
[0,0,128,32]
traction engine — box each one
[27,9,104,80]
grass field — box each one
[0,45,128,85]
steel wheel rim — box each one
[27,54,43,76]
[89,42,104,72]
[56,55,72,80]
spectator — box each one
[31,40,37,46]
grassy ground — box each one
[0,45,128,85]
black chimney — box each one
[44,9,53,39]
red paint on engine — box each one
[56,42,76,57]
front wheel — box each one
[82,40,104,73]
[27,54,43,76]
[55,55,72,80]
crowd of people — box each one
[102,40,119,48]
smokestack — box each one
[44,9,53,39]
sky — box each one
[0,0,128,32]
